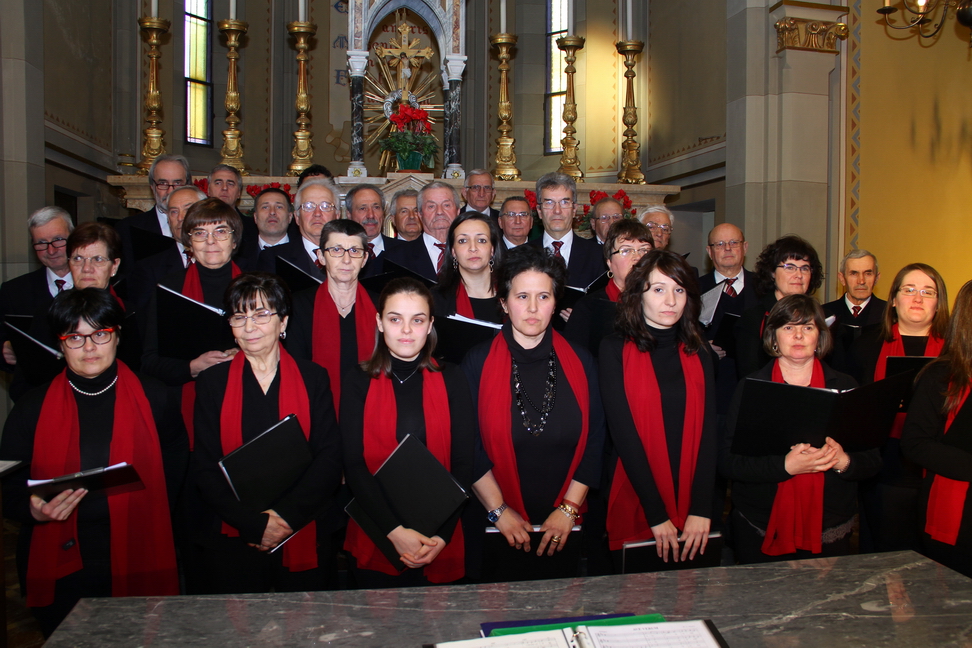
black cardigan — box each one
[719,360,881,531]
[190,356,342,546]
[598,332,718,528]
[734,293,778,380]
[564,287,617,359]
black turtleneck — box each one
[195,262,235,309]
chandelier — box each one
[877,0,972,43]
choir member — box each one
[721,294,880,563]
[600,249,718,568]
[189,273,342,593]
[1,288,185,636]
[341,278,476,587]
[433,211,505,324]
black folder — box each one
[131,226,177,261]
[28,462,143,500]
[345,434,469,569]
[711,312,741,358]
[433,315,501,364]
[360,260,438,293]
[732,371,914,456]
[886,355,935,378]
[218,414,313,513]
[4,321,65,385]
[560,272,610,311]
[621,532,723,574]
[156,285,235,360]
[275,256,322,294]
[481,525,583,583]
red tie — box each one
[434,242,446,272]
[552,240,564,260]
[852,305,862,318]
[367,242,376,262]
[183,248,193,266]
[724,277,737,298]
[54,279,66,293]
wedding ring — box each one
[551,536,562,543]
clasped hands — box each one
[247,509,293,552]
[387,526,447,569]
[785,437,850,476]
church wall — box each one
[849,2,972,302]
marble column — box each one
[346,49,369,178]
[442,56,466,180]
[725,1,847,277]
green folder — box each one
[489,613,666,637]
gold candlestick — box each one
[556,35,585,182]
[490,33,521,182]
[136,17,171,175]
[287,21,317,176]
[218,19,249,175]
[616,40,646,184]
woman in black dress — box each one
[1,288,186,636]
[434,211,505,324]
[902,279,972,577]
[599,250,718,568]
[341,278,476,587]
[190,272,343,593]
[735,235,823,379]
[721,295,880,564]
[463,245,606,581]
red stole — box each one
[109,286,126,312]
[925,386,971,546]
[875,323,944,440]
[455,282,475,318]
[311,281,377,417]
[343,370,464,583]
[478,331,590,521]
[27,362,178,607]
[761,358,827,556]
[605,279,621,303]
[180,261,241,450]
[606,341,706,550]
[217,348,318,571]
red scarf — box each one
[344,370,463,583]
[455,282,475,319]
[180,261,241,450]
[27,362,178,607]
[761,358,827,556]
[109,286,126,312]
[311,281,377,417]
[217,348,318,571]
[605,279,622,303]
[606,341,706,550]
[875,323,944,440]
[478,331,590,521]
[925,386,971,546]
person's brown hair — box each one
[761,294,833,358]
[753,234,823,297]
[180,197,244,249]
[616,249,705,354]
[603,219,652,262]
[880,262,949,342]
[362,277,440,378]
[931,279,972,414]
[66,222,121,261]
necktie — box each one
[552,240,564,261]
[852,305,862,318]
[434,242,446,272]
[183,248,193,266]
[724,277,737,298]
[54,279,66,293]
[367,242,376,262]
[314,248,325,271]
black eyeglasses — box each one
[32,238,68,252]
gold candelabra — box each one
[218,19,249,174]
[136,17,171,175]
[287,21,317,176]
[616,40,645,184]
[490,33,521,182]
[556,35,585,182]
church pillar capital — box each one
[347,50,370,77]
[769,2,848,55]
[443,56,467,82]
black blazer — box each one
[461,205,501,227]
[234,222,300,272]
[823,295,887,376]
[115,208,164,278]
[0,268,54,377]
[257,235,326,282]
[381,236,439,283]
[698,269,759,342]
[360,234,404,279]
[129,243,186,314]
[529,234,606,290]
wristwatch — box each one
[487,503,508,523]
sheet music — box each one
[584,620,721,648]
[699,282,725,326]
[446,313,503,329]
[157,284,225,315]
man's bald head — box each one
[706,223,748,277]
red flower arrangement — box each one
[389,105,432,134]
[524,189,538,212]
[193,178,209,194]
[581,189,636,217]
[243,183,295,210]
[381,104,438,169]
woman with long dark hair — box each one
[434,211,505,323]
[341,278,476,587]
[903,279,972,578]
[599,249,718,568]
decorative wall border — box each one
[846,0,861,250]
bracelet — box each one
[558,503,579,522]
[562,498,582,511]
[833,456,851,474]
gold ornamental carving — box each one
[218,19,249,174]
[490,33,521,182]
[774,17,849,54]
[616,40,646,185]
[287,21,317,176]
[136,17,171,175]
[556,35,585,182]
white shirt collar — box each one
[714,268,745,292]
[301,235,319,262]
[369,235,385,256]
[845,294,871,313]
[46,268,73,297]
[542,229,574,264]
[422,232,446,268]
[503,235,523,249]
[155,206,173,238]
[258,233,289,250]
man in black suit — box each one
[530,172,605,290]
[115,154,192,277]
[389,188,423,241]
[1,206,75,374]
[234,187,294,270]
[382,180,460,282]
[258,177,339,282]
[344,183,401,278]
[128,185,205,311]
[207,163,258,248]
[823,249,885,371]
[498,196,533,249]
[460,169,500,224]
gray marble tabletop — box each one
[45,551,972,647]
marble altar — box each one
[45,551,972,647]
